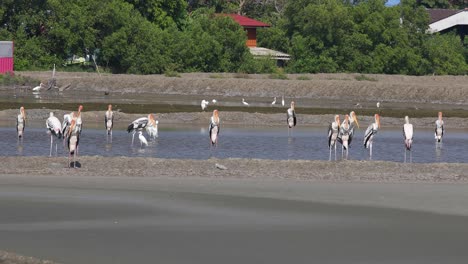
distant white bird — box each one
[281,96,285,107]
[327,115,340,161]
[46,112,62,156]
[242,98,249,106]
[32,82,44,92]
[212,99,217,104]
[16,106,26,140]
[105,104,114,136]
[271,97,277,105]
[363,114,380,159]
[435,111,444,143]
[138,131,148,147]
[403,116,414,163]
[209,109,220,147]
[201,100,209,111]
[127,116,149,144]
[376,101,381,108]
[287,101,296,136]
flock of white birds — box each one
[12,98,445,168]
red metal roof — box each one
[223,14,270,28]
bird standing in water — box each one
[403,116,414,163]
[435,111,444,144]
[328,115,340,161]
[209,109,220,147]
[16,106,26,141]
[105,104,114,137]
[287,101,296,136]
[363,114,380,160]
[46,112,62,157]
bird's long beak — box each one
[377,116,381,128]
[353,115,359,128]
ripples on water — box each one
[1,123,467,163]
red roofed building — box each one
[222,14,290,65]
[223,14,270,47]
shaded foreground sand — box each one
[2,156,468,183]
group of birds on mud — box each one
[14,98,445,168]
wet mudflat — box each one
[1,175,468,264]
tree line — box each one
[0,0,467,75]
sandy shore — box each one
[1,156,468,183]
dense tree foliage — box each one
[0,0,467,75]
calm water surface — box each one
[1,122,467,163]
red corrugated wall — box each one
[0,57,13,73]
[0,41,13,74]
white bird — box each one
[435,111,444,144]
[349,111,359,143]
[209,109,220,147]
[46,112,62,157]
[16,106,26,140]
[138,131,148,147]
[127,115,149,144]
[145,114,158,140]
[376,101,381,109]
[76,105,83,135]
[201,100,209,111]
[338,114,351,159]
[403,116,414,163]
[242,98,249,106]
[281,96,285,107]
[66,119,80,168]
[287,101,296,136]
[363,114,380,159]
[327,115,340,161]
[105,104,114,136]
[212,99,217,104]
[32,82,44,92]
[271,97,276,105]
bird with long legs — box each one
[76,105,83,135]
[328,115,340,161]
[363,114,380,160]
[46,112,62,156]
[145,114,158,140]
[337,112,359,158]
[286,101,296,136]
[338,114,351,159]
[348,111,359,146]
[271,97,276,105]
[403,116,414,163]
[435,111,444,144]
[67,119,80,168]
[138,131,148,147]
[127,115,150,144]
[16,106,26,142]
[209,109,220,148]
[105,104,114,138]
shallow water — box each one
[1,122,467,163]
